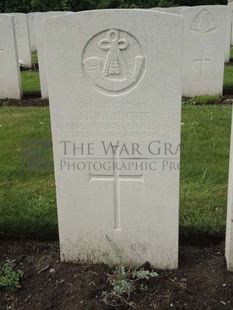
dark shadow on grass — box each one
[223,87,233,96]
[0,228,225,246]
[0,97,48,107]
[23,91,41,99]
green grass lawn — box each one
[0,107,57,238]
[20,52,40,97]
[230,46,233,62]
[224,65,233,94]
[32,52,38,65]
[0,105,232,238]
[21,71,40,97]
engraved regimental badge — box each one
[82,29,145,95]
[191,9,217,34]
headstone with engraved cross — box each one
[44,10,183,269]
[0,15,22,99]
[182,6,226,96]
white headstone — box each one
[44,10,183,269]
[225,7,232,62]
[182,6,226,96]
[226,108,233,271]
[151,6,187,14]
[10,13,32,67]
[216,5,232,63]
[164,6,188,14]
[35,12,71,98]
[229,3,233,46]
[231,11,233,47]
[0,15,22,99]
[27,12,39,52]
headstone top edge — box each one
[43,8,184,26]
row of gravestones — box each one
[0,6,233,101]
[0,12,69,99]
[2,7,233,271]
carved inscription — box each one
[55,101,179,139]
[82,29,145,95]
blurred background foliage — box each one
[0,0,227,13]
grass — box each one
[230,47,233,62]
[20,52,40,97]
[0,107,57,238]
[0,105,232,238]
[180,105,231,235]
[183,95,222,105]
[21,71,40,97]
[32,52,38,65]
[224,65,233,94]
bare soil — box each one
[1,241,233,310]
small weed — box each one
[102,236,158,308]
[183,95,221,105]
[0,259,24,292]
[103,265,158,308]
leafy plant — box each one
[102,236,158,308]
[0,260,24,292]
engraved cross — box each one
[194,49,211,77]
[89,151,143,231]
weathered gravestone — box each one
[35,12,71,98]
[27,12,39,52]
[44,10,183,268]
[0,15,22,99]
[10,13,32,67]
[182,6,226,96]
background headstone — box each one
[226,6,232,62]
[44,10,183,269]
[27,12,39,52]
[0,15,22,99]
[35,12,71,98]
[182,6,226,96]
[217,5,232,63]
[10,13,32,67]
[229,3,233,46]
